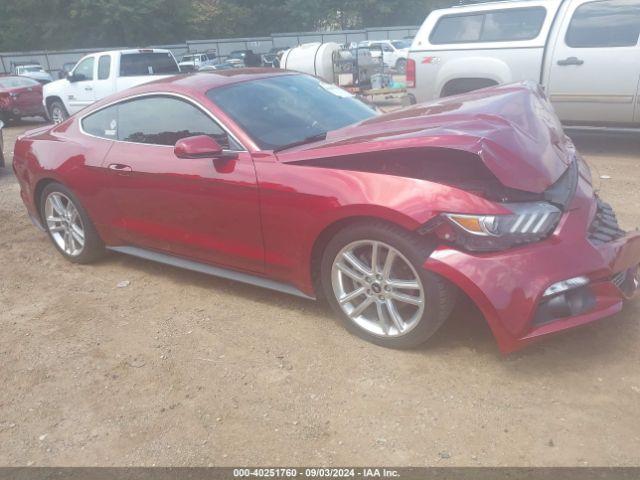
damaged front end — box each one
[276,82,640,352]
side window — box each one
[566,0,640,48]
[97,55,111,80]
[81,105,119,139]
[431,14,484,43]
[73,57,95,81]
[430,7,547,44]
[482,8,547,42]
[116,96,236,149]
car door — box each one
[381,43,397,67]
[66,55,96,113]
[92,54,113,102]
[84,94,265,273]
[545,0,640,125]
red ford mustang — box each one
[12,69,640,353]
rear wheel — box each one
[40,183,105,263]
[48,100,69,124]
[321,221,456,349]
[441,78,498,97]
[0,112,12,125]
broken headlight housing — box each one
[443,202,562,252]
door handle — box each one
[84,86,93,91]
[557,56,584,66]
[108,163,132,174]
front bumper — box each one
[423,179,640,353]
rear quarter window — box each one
[430,7,547,44]
[81,105,119,140]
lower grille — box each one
[588,198,625,245]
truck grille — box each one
[588,199,625,245]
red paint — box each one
[174,135,224,159]
[12,72,640,353]
[0,77,45,119]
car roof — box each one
[91,69,298,105]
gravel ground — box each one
[1,118,639,467]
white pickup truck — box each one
[43,48,180,123]
[406,0,640,127]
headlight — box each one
[443,202,562,252]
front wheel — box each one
[48,100,69,124]
[40,183,105,263]
[321,221,456,349]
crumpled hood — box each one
[277,82,574,193]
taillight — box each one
[406,58,416,88]
[0,92,11,109]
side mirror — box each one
[68,73,85,83]
[174,135,233,159]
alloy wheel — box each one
[331,240,425,337]
[51,106,66,124]
[44,192,85,256]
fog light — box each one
[543,276,589,298]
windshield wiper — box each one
[273,132,327,153]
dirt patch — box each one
[1,120,639,466]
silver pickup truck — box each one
[406,0,640,128]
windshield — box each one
[207,74,378,150]
[0,76,39,88]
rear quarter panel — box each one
[13,121,115,235]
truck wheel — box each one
[48,100,69,124]
[441,78,498,97]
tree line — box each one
[0,0,481,52]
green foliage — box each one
[0,0,468,52]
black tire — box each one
[320,220,456,349]
[48,100,69,124]
[39,182,105,264]
[440,78,498,98]
[0,112,15,126]
[395,58,407,75]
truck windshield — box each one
[207,74,378,150]
[120,52,180,77]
